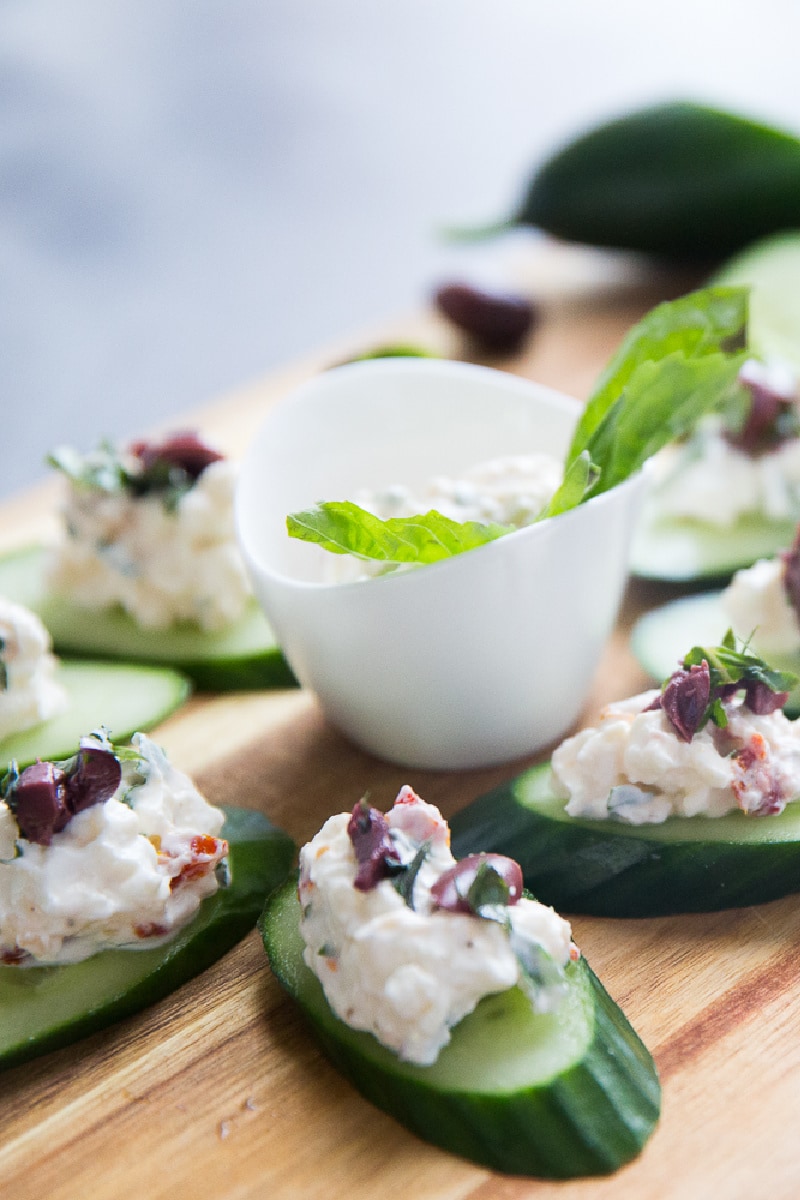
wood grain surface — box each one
[1,251,793,1200]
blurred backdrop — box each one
[3,0,800,497]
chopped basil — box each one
[391,838,432,910]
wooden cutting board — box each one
[1,252,796,1200]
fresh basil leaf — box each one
[682,633,799,696]
[567,286,749,466]
[537,451,599,521]
[391,839,432,910]
[466,862,511,913]
[287,502,514,565]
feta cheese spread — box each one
[328,452,562,581]
[646,359,800,528]
[551,689,800,823]
[723,557,800,656]
[299,786,575,1065]
[0,598,68,741]
[0,732,227,965]
[48,435,251,631]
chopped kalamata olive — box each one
[433,282,538,355]
[782,528,800,624]
[131,431,223,481]
[744,680,789,715]
[65,744,121,816]
[656,660,711,742]
[431,853,523,914]
[14,762,69,845]
[347,798,402,891]
[724,369,799,455]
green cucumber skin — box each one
[518,102,800,259]
[629,509,798,584]
[0,660,192,767]
[0,808,296,1071]
[261,880,659,1178]
[0,545,295,692]
[449,765,800,917]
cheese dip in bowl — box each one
[236,358,645,769]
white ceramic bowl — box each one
[236,358,645,769]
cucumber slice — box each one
[449,763,800,916]
[0,807,295,1070]
[710,230,800,374]
[630,591,800,716]
[629,508,797,582]
[0,546,295,691]
[0,659,191,767]
[260,879,659,1178]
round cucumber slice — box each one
[260,880,659,1177]
[0,807,296,1070]
[630,591,800,716]
[450,763,800,916]
[629,508,797,582]
[710,230,800,374]
[0,659,191,767]
[0,545,295,691]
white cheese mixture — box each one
[48,454,251,631]
[723,557,800,656]
[299,787,575,1065]
[327,453,562,581]
[551,690,800,823]
[0,598,68,741]
[646,360,800,529]
[0,733,227,965]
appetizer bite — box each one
[261,787,660,1177]
[0,431,293,690]
[630,358,800,581]
[450,635,800,916]
[631,520,800,715]
[0,730,295,1068]
[0,595,189,766]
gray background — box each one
[3,0,800,499]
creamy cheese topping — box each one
[723,557,800,656]
[646,359,800,529]
[0,598,68,741]
[0,733,227,965]
[327,453,562,581]
[551,690,800,823]
[647,422,800,528]
[298,787,574,1065]
[48,454,251,631]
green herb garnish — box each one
[286,502,513,567]
[48,442,193,512]
[391,839,432,909]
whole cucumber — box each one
[473,102,800,261]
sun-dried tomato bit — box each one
[0,946,29,965]
[732,734,787,816]
[134,922,170,940]
[169,835,228,889]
